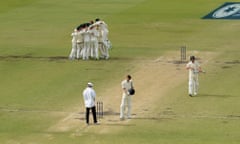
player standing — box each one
[186,56,202,96]
[120,75,134,120]
[94,18,110,59]
[69,29,78,60]
[76,28,84,59]
[89,25,100,60]
[82,24,91,60]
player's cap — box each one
[87,82,93,87]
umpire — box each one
[83,82,98,125]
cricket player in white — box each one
[120,75,134,120]
[76,28,83,59]
[69,29,78,60]
[100,22,110,59]
[89,25,100,59]
[82,26,91,60]
[186,56,202,96]
[94,19,110,59]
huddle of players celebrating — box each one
[69,18,111,60]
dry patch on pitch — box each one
[47,50,218,135]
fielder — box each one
[94,18,110,59]
[76,28,84,59]
[89,25,100,60]
[81,24,91,60]
[69,29,78,60]
[186,56,202,96]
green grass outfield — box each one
[0,0,240,143]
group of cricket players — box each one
[69,18,111,60]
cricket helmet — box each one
[128,88,135,95]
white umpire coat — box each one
[83,87,96,108]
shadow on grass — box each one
[0,55,135,62]
[0,55,68,62]
[197,94,235,98]
[102,123,136,127]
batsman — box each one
[186,56,203,97]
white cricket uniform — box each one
[89,27,99,59]
[69,31,78,60]
[97,26,105,58]
[100,22,110,59]
[76,30,83,59]
[82,28,91,60]
[83,87,96,108]
[186,61,200,95]
[94,21,110,59]
[99,22,108,41]
[120,79,133,119]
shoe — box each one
[94,122,100,125]
[189,94,193,97]
[194,92,197,96]
[120,117,124,121]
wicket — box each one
[96,101,103,119]
[180,46,186,62]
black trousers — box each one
[86,106,97,124]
